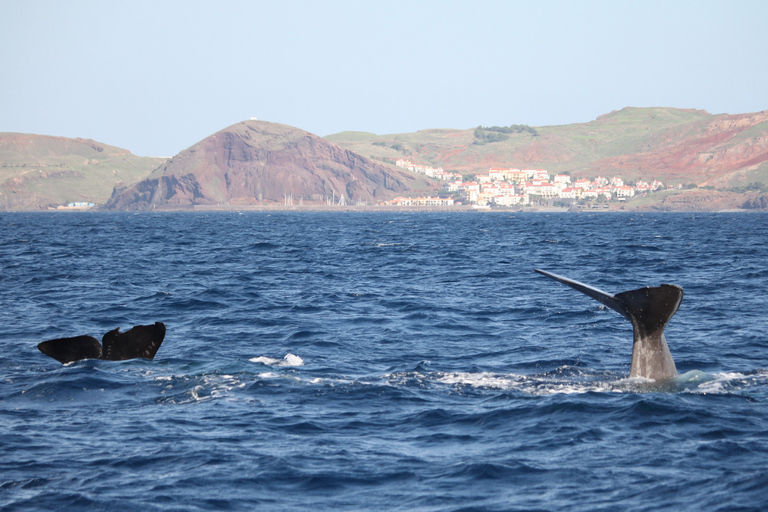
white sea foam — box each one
[691,371,751,394]
[435,371,525,390]
[430,367,768,396]
[161,366,764,406]
[426,371,619,395]
[283,354,304,366]
[180,374,247,403]
[422,369,732,395]
[249,354,305,367]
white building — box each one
[497,183,517,196]
[525,169,550,182]
[389,197,455,206]
[493,194,529,206]
[525,182,558,198]
[488,168,511,181]
[573,179,592,190]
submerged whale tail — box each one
[38,322,166,364]
[534,269,683,380]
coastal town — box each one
[386,159,665,208]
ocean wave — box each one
[4,212,768,511]
[386,368,768,397]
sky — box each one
[1,0,767,157]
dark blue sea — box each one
[1,211,767,511]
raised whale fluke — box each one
[534,269,682,380]
[38,322,166,364]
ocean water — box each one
[1,211,767,511]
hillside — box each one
[0,133,167,210]
[104,120,433,210]
[5,107,768,212]
[325,107,768,190]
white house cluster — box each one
[387,160,664,207]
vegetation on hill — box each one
[326,107,768,193]
[481,124,539,136]
[472,124,539,144]
[727,181,768,194]
[473,127,508,145]
[0,133,166,210]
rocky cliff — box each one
[650,190,748,211]
[105,121,424,210]
[742,194,768,210]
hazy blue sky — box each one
[1,0,766,156]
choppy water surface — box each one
[1,211,767,511]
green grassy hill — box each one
[0,133,167,210]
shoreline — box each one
[7,205,765,213]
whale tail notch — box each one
[38,322,166,364]
[102,322,166,361]
[534,269,682,380]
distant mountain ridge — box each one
[326,107,768,190]
[3,107,768,211]
[0,133,166,210]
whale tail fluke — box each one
[37,335,103,364]
[102,322,166,361]
[38,322,166,364]
[533,269,631,319]
[613,285,684,339]
[534,269,682,380]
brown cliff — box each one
[105,121,424,210]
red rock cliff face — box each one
[587,111,768,184]
[105,121,419,210]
